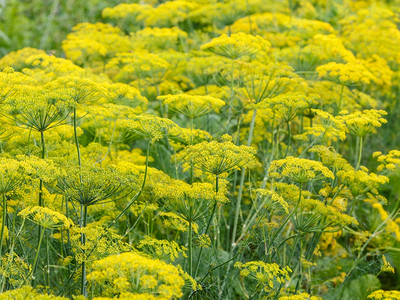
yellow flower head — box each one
[200,32,270,59]
[269,157,334,184]
[18,206,73,229]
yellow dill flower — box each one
[258,92,319,123]
[87,252,185,299]
[279,293,322,300]
[316,60,377,86]
[337,168,388,197]
[237,61,297,108]
[119,113,177,142]
[169,126,212,148]
[200,32,270,60]
[300,198,358,228]
[177,135,259,176]
[62,22,133,65]
[234,261,291,292]
[106,51,169,86]
[254,189,289,214]
[309,146,351,170]
[381,255,395,273]
[303,34,355,62]
[102,3,152,31]
[195,234,211,248]
[158,212,191,232]
[138,235,187,261]
[18,206,73,229]
[158,94,225,118]
[373,150,400,172]
[55,163,135,207]
[339,109,387,138]
[24,52,86,79]
[269,156,334,183]
[133,27,188,51]
[4,83,73,133]
[372,202,400,241]
[295,109,346,142]
[140,1,198,28]
[0,47,45,70]
[368,289,400,300]
[185,55,230,87]
[0,254,30,287]
[48,76,107,106]
[0,286,68,300]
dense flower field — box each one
[1,0,400,299]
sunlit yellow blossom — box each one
[158,94,225,118]
[120,113,177,142]
[200,32,270,60]
[368,289,400,300]
[269,157,334,183]
[234,261,291,292]
[138,235,187,261]
[177,135,260,175]
[87,252,185,299]
[18,206,73,229]
[339,109,387,138]
[279,293,322,300]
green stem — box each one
[194,175,219,277]
[284,121,291,157]
[190,117,194,184]
[73,108,82,167]
[0,194,6,261]
[269,183,302,258]
[81,205,88,297]
[32,227,45,285]
[188,218,193,276]
[356,136,363,170]
[231,109,257,249]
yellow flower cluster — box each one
[300,198,358,228]
[120,113,177,142]
[317,60,377,86]
[158,94,225,118]
[87,252,185,299]
[339,109,388,138]
[200,32,270,59]
[177,135,259,175]
[279,292,322,300]
[368,290,400,300]
[372,202,400,241]
[269,157,334,183]
[18,206,73,229]
[234,261,291,292]
[138,235,187,261]
[255,189,289,213]
[0,286,69,300]
[373,150,400,172]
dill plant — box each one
[0,1,400,299]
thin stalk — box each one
[73,108,82,167]
[188,217,193,276]
[231,109,257,249]
[336,84,345,115]
[269,183,302,257]
[32,227,45,285]
[81,205,88,297]
[356,136,363,170]
[284,121,291,157]
[0,194,6,261]
[190,117,194,184]
[194,175,219,277]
